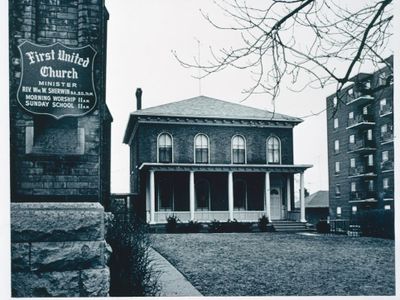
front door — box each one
[270,187,282,220]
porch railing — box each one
[153,210,266,223]
[329,219,350,234]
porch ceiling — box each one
[139,163,312,173]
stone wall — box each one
[11,202,111,297]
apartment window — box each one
[335,162,340,174]
[336,207,342,216]
[367,129,373,141]
[367,154,374,166]
[348,112,354,119]
[380,98,387,111]
[367,180,374,192]
[348,88,353,96]
[333,97,337,107]
[350,158,356,168]
[334,118,339,129]
[267,136,281,164]
[232,135,246,164]
[349,135,355,144]
[384,205,391,210]
[381,124,388,136]
[383,178,389,190]
[335,185,341,196]
[351,182,357,192]
[352,206,357,214]
[158,133,173,163]
[363,81,371,90]
[194,134,209,163]
[334,140,339,153]
[382,151,389,162]
[362,105,369,115]
[378,72,387,86]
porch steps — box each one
[271,220,310,232]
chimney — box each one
[135,88,142,110]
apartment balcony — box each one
[348,165,376,178]
[346,93,374,106]
[381,160,394,172]
[349,191,377,203]
[348,139,376,153]
[381,132,394,145]
[379,104,393,117]
[382,188,394,200]
[346,114,375,130]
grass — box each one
[151,232,395,296]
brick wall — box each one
[9,0,111,203]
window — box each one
[349,135,355,144]
[367,129,373,141]
[267,136,281,164]
[363,81,371,90]
[380,98,387,111]
[367,180,374,192]
[194,134,209,163]
[362,105,369,115]
[381,124,388,136]
[336,207,342,216]
[158,133,173,163]
[157,178,173,211]
[352,206,357,214]
[334,140,339,153]
[384,205,391,210]
[348,112,354,119]
[348,88,353,96]
[350,158,356,168]
[383,178,389,190]
[367,154,374,166]
[335,185,341,196]
[195,179,210,210]
[382,151,389,162]
[351,182,357,192]
[232,135,246,164]
[333,97,337,107]
[335,162,340,174]
[378,72,387,86]
[334,118,339,129]
[234,180,247,210]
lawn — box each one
[151,233,395,296]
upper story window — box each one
[350,158,356,168]
[380,98,387,111]
[158,133,173,163]
[348,112,354,119]
[378,72,388,86]
[351,182,357,192]
[232,135,246,164]
[367,154,374,166]
[194,134,209,164]
[334,118,339,129]
[349,134,355,144]
[335,161,340,174]
[267,136,281,164]
[334,140,340,153]
[382,151,389,162]
[332,96,337,107]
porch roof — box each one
[139,163,312,173]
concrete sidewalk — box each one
[149,248,203,297]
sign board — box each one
[17,41,97,119]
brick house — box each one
[326,57,394,219]
[124,90,312,224]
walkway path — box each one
[149,248,203,297]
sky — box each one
[105,0,388,194]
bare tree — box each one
[174,0,393,109]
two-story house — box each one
[123,90,312,224]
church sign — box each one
[17,41,97,119]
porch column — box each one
[189,171,195,221]
[265,172,271,220]
[149,170,155,224]
[300,171,306,223]
[228,171,234,221]
[286,175,291,212]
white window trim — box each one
[193,133,210,164]
[157,132,174,163]
[266,135,282,164]
[231,134,247,164]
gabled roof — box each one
[303,191,329,208]
[131,95,303,122]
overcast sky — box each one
[106,0,394,194]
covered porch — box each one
[140,163,312,224]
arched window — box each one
[158,133,172,163]
[232,135,246,164]
[234,179,247,210]
[195,179,210,210]
[267,136,281,164]
[194,134,209,163]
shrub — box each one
[316,220,331,233]
[184,220,202,233]
[166,215,179,233]
[258,215,270,232]
[353,209,394,239]
[208,219,223,233]
[107,212,159,296]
